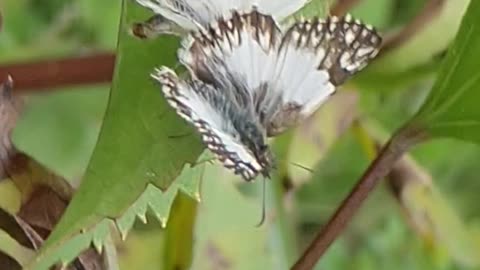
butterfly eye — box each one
[259,144,268,152]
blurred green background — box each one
[1,0,480,269]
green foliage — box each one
[13,87,108,179]
[349,0,394,28]
[357,0,469,93]
[411,0,480,144]
[163,193,198,270]
[372,0,470,73]
[26,1,203,269]
[2,0,480,269]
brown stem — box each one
[0,53,115,94]
[380,0,446,55]
[291,127,424,270]
[330,0,363,16]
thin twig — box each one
[0,53,115,94]
[380,0,446,55]
[291,127,426,270]
[330,0,364,16]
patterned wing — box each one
[250,0,311,22]
[135,0,204,31]
[179,10,283,100]
[180,12,381,136]
[135,0,310,31]
[153,66,263,181]
[264,15,382,134]
[283,15,382,86]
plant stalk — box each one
[0,53,114,93]
[291,127,423,270]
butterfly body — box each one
[154,67,273,180]
[152,10,381,181]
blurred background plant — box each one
[1,0,480,269]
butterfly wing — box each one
[254,0,311,21]
[180,12,381,136]
[284,15,382,86]
[153,66,263,181]
[135,0,310,31]
[179,10,283,100]
[265,15,382,134]
[135,0,205,31]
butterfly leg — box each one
[167,132,194,139]
[266,103,303,137]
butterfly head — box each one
[238,120,275,178]
[257,144,275,179]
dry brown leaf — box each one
[0,252,22,270]
[0,77,105,269]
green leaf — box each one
[116,163,204,239]
[411,0,480,144]
[349,0,394,28]
[163,192,198,270]
[27,0,203,269]
[292,0,329,19]
[355,0,469,93]
[370,0,470,73]
[13,87,108,180]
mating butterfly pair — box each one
[136,0,382,181]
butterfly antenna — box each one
[289,162,315,174]
[255,176,267,227]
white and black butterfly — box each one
[153,10,381,181]
[134,0,310,36]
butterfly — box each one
[153,10,382,181]
[135,0,310,36]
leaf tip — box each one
[194,192,202,202]
[160,218,168,228]
[137,212,148,224]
